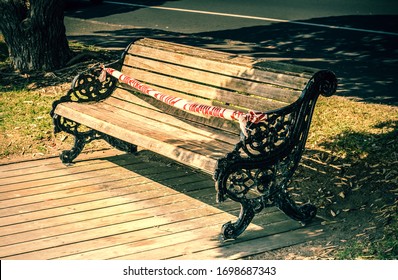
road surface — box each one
[64,0,398,104]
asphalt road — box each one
[64,0,398,104]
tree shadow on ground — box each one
[65,14,398,105]
[301,120,398,216]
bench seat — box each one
[54,92,237,173]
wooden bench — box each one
[51,38,337,239]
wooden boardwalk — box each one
[0,150,324,260]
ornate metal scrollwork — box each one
[50,63,137,164]
[50,66,117,133]
[54,116,137,165]
[214,70,337,240]
[241,111,297,158]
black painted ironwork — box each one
[50,65,137,164]
[214,70,337,240]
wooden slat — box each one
[0,159,137,188]
[61,210,287,260]
[57,212,286,260]
[1,167,216,242]
[0,200,203,246]
[4,210,232,260]
[0,208,206,258]
[1,150,125,179]
[0,169,174,210]
[0,162,175,201]
[0,156,148,193]
[0,150,121,172]
[68,100,235,155]
[130,38,313,89]
[169,225,324,260]
[112,87,242,135]
[1,177,224,231]
[114,221,307,260]
[1,168,209,218]
[54,102,233,173]
[54,101,231,152]
[104,96,240,145]
[123,55,300,105]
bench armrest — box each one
[50,65,119,133]
[214,70,337,202]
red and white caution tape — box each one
[99,66,267,136]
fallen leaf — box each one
[338,191,345,199]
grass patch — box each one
[0,37,118,158]
[0,89,56,157]
[309,96,398,160]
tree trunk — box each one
[0,0,72,72]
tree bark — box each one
[0,0,72,72]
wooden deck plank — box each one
[0,171,210,218]
[0,188,212,230]
[0,150,323,260]
[0,205,230,258]
[113,220,310,260]
[0,166,185,208]
[0,162,184,200]
[0,170,208,215]
[0,174,217,232]
[3,204,281,260]
[0,153,144,192]
[3,210,236,260]
[0,151,126,179]
[169,225,324,260]
[0,150,122,172]
[58,210,289,260]
[0,190,217,237]
[0,159,144,188]
[0,199,207,246]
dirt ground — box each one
[246,150,398,260]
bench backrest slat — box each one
[129,39,312,89]
[117,38,317,135]
[119,65,289,111]
[123,54,299,104]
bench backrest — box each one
[113,38,317,135]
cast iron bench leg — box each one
[221,201,256,240]
[273,189,317,223]
[60,129,137,165]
